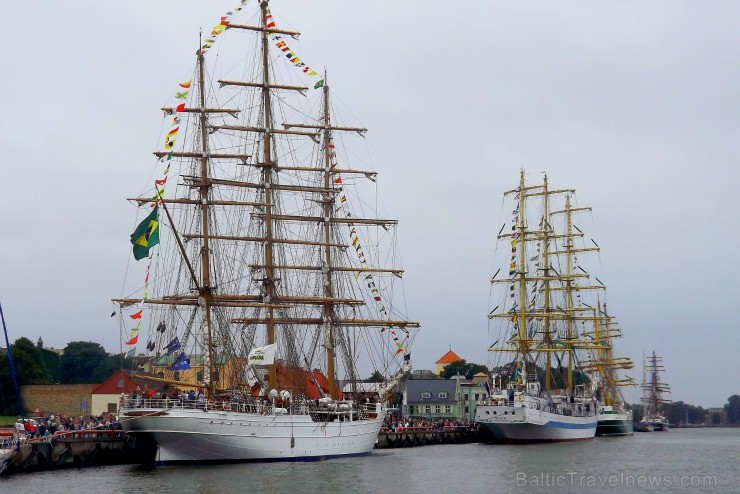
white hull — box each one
[476,405,597,442]
[642,417,669,431]
[121,406,385,464]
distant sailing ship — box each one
[476,171,608,442]
[581,303,636,436]
[113,0,418,464]
[640,350,671,431]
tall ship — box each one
[476,171,607,442]
[581,303,636,436]
[640,350,671,431]
[112,0,418,464]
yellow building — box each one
[435,349,463,375]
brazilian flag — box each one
[130,207,160,260]
[314,79,325,89]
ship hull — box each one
[647,421,669,432]
[475,405,597,443]
[596,417,634,436]
[121,407,385,464]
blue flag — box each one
[164,337,181,355]
[484,381,491,397]
[125,348,136,358]
[168,353,191,370]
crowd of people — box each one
[17,413,121,439]
[383,416,476,432]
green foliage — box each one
[38,347,61,383]
[1,339,133,410]
[441,360,489,380]
[0,337,60,414]
[11,337,55,385]
[366,370,385,383]
[726,395,740,424]
[668,401,705,425]
[59,341,110,384]
[0,353,20,415]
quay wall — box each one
[21,384,94,417]
[376,427,482,448]
[0,431,153,475]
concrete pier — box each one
[0,430,153,476]
[376,427,482,448]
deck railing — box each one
[122,397,384,417]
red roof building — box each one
[435,349,463,375]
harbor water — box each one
[1,428,737,493]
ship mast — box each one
[320,76,339,397]
[115,0,420,395]
[541,174,553,390]
[563,195,576,391]
[583,300,635,406]
[259,0,278,391]
[490,172,612,393]
[195,37,217,395]
[516,170,528,382]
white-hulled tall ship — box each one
[112,0,418,464]
[581,303,636,436]
[640,350,671,431]
[476,171,613,442]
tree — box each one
[726,395,740,424]
[441,360,489,380]
[366,370,385,383]
[10,337,54,385]
[60,341,109,384]
[0,337,56,415]
[667,401,705,425]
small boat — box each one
[634,422,654,432]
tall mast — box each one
[541,174,553,390]
[594,299,607,405]
[197,39,216,394]
[321,75,337,397]
[516,170,528,382]
[564,194,575,391]
[260,0,278,391]
[641,349,647,418]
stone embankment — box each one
[376,426,483,448]
[0,430,153,476]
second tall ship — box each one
[476,171,620,442]
[581,303,636,436]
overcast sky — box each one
[1,1,738,407]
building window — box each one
[438,392,448,399]
[409,405,414,414]
[434,406,440,414]
[174,371,180,381]
[475,393,480,401]
[424,406,431,414]
[445,406,451,414]
[421,392,431,399]
[465,405,469,414]
[157,372,164,378]
[196,371,204,382]
[464,393,469,401]
[117,379,124,388]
